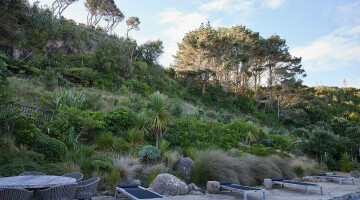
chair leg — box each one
[305,187,308,196]
[243,192,247,200]
[263,191,266,200]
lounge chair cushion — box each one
[122,187,163,199]
[271,178,284,181]
[219,182,232,185]
[314,173,326,176]
[281,180,318,186]
[118,184,138,188]
[223,184,261,191]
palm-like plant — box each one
[148,91,172,147]
[246,131,258,147]
[134,111,150,144]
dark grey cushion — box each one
[118,184,138,188]
[219,181,232,185]
[271,178,284,181]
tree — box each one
[344,125,360,162]
[137,40,164,64]
[245,131,258,147]
[104,4,124,32]
[148,92,172,147]
[52,0,78,18]
[126,17,140,37]
[85,0,124,31]
[301,127,336,162]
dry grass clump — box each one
[164,149,183,168]
[290,156,318,176]
[192,150,240,186]
[62,161,81,174]
[268,155,295,179]
[113,155,142,183]
[143,163,167,184]
[192,150,296,186]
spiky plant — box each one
[134,111,150,144]
[148,91,172,147]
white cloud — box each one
[335,0,360,26]
[263,0,287,9]
[200,0,286,13]
[157,8,208,67]
[291,25,360,72]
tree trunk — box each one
[277,97,280,122]
[202,73,206,95]
[156,132,159,147]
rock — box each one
[333,192,360,200]
[302,176,317,182]
[173,157,194,181]
[100,190,114,196]
[351,170,360,178]
[292,177,301,182]
[263,179,273,190]
[149,173,188,195]
[206,181,220,194]
[132,179,142,186]
[188,183,201,191]
[189,190,203,195]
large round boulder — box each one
[149,173,188,195]
[173,157,194,181]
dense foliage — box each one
[1,0,360,192]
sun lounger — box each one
[115,184,165,200]
[270,178,323,196]
[311,174,355,185]
[219,182,266,200]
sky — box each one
[30,0,360,88]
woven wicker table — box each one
[0,175,76,189]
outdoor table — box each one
[0,175,76,189]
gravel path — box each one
[94,178,360,200]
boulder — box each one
[149,173,188,195]
[132,179,142,186]
[351,170,360,178]
[173,157,194,181]
[188,183,201,191]
[206,181,220,194]
[302,176,317,182]
[189,190,203,195]
[263,179,273,190]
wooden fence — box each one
[8,104,55,127]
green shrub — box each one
[292,165,304,178]
[324,155,338,171]
[44,106,105,142]
[91,155,113,171]
[33,133,67,162]
[339,152,353,172]
[62,67,99,87]
[268,134,292,151]
[95,132,116,150]
[250,144,275,157]
[0,151,46,177]
[13,115,40,145]
[105,108,135,135]
[139,145,161,161]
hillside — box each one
[1,0,360,193]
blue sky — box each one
[30,0,360,88]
